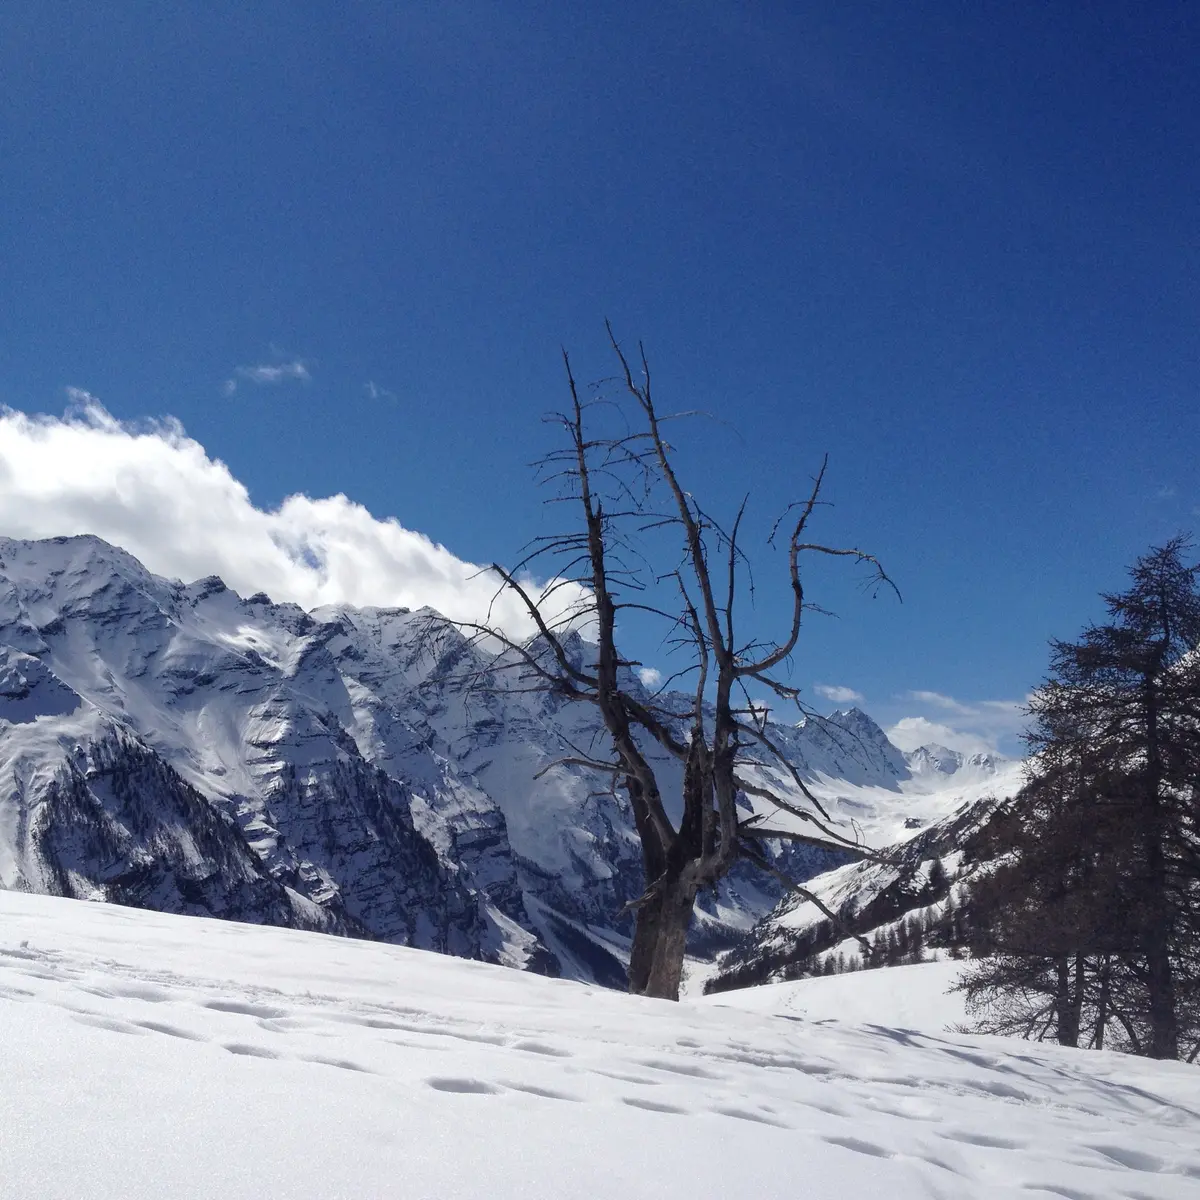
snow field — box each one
[706,959,972,1034]
[2,891,1199,1199]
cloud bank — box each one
[0,400,585,637]
[885,690,1029,756]
[814,683,864,705]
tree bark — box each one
[1144,920,1178,1058]
[1055,957,1080,1047]
[1094,956,1110,1051]
[628,873,698,1001]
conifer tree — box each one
[960,538,1200,1059]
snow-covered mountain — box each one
[0,534,1018,985]
[706,747,1028,994]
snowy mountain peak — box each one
[829,704,874,723]
[905,742,1011,781]
[0,533,172,604]
[906,743,964,774]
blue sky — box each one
[2,2,1197,753]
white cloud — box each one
[637,667,663,689]
[907,689,966,712]
[886,692,1030,756]
[814,683,864,705]
[223,361,311,395]
[885,717,995,756]
[238,361,310,385]
[0,401,588,639]
[365,381,396,402]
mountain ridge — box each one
[0,534,1017,985]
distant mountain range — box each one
[0,535,1023,986]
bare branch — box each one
[423,328,894,1000]
[534,756,622,780]
[737,822,872,859]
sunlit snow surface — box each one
[2,893,1198,1200]
[706,959,973,1035]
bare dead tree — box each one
[440,326,897,1000]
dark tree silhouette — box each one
[440,328,896,999]
[959,538,1200,1060]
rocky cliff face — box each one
[0,534,1011,986]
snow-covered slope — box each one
[706,774,1026,994]
[0,534,1018,984]
[709,958,971,1033]
[762,722,1025,848]
[2,891,1198,1200]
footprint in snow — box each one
[257,1016,307,1033]
[1022,1185,1093,1200]
[69,1011,148,1036]
[301,1056,377,1074]
[622,1097,688,1115]
[1085,1144,1165,1173]
[945,1130,1025,1150]
[638,1058,721,1080]
[103,982,174,1003]
[222,1042,280,1059]
[824,1136,894,1160]
[501,1082,583,1102]
[203,999,287,1020]
[131,1019,208,1042]
[321,1012,410,1032]
[512,1039,572,1058]
[426,1077,502,1095]
[712,1107,790,1129]
[591,1069,662,1086]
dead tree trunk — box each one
[629,873,701,999]
[440,327,895,1000]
